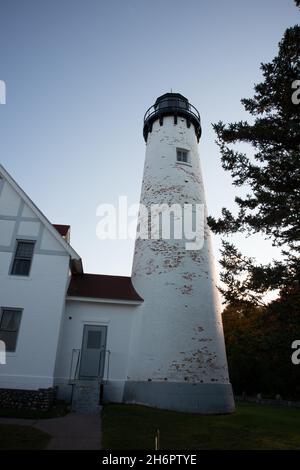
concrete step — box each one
[71,381,102,413]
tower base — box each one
[123,381,235,414]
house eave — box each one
[66,295,143,306]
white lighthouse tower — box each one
[124,93,234,413]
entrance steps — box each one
[71,380,102,413]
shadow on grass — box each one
[0,424,51,450]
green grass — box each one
[0,424,51,450]
[102,401,300,450]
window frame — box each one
[176,148,190,165]
[10,239,36,277]
[0,307,23,353]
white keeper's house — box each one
[0,93,234,414]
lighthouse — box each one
[124,93,234,413]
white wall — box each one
[54,299,139,402]
[129,116,230,385]
[0,177,70,389]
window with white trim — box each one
[0,308,22,352]
[10,241,35,276]
[176,148,189,164]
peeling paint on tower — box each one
[124,93,235,414]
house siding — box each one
[0,178,70,390]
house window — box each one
[11,241,35,276]
[0,308,22,352]
[177,148,189,164]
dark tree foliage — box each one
[209,1,300,398]
[223,284,300,398]
[208,17,300,305]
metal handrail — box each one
[69,347,110,383]
[98,348,111,383]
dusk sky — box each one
[0,0,297,278]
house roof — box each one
[68,273,143,302]
[53,224,70,237]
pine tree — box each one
[208,4,300,306]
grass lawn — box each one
[102,401,300,450]
[0,424,51,450]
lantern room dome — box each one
[143,92,202,142]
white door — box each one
[79,325,107,379]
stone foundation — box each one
[0,387,56,411]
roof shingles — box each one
[53,224,70,237]
[67,274,143,302]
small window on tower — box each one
[176,148,189,164]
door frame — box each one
[78,323,108,380]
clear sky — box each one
[0,0,297,277]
